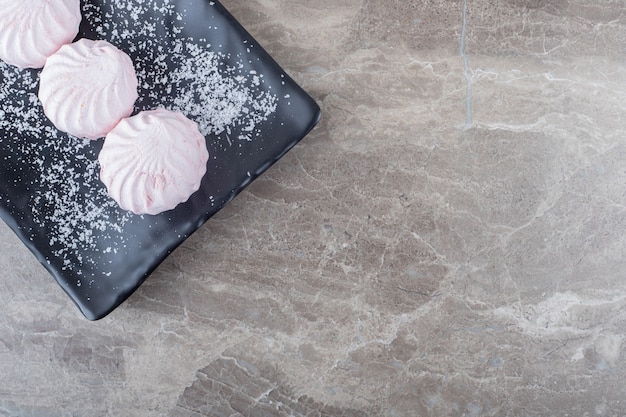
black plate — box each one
[0,0,320,320]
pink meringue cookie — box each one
[99,109,209,215]
[38,39,138,140]
[0,0,81,69]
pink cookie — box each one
[38,39,138,140]
[0,0,81,69]
[99,109,209,215]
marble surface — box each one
[2,0,626,415]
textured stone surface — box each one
[2,0,626,416]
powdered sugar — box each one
[169,43,277,140]
[87,0,277,140]
[0,63,132,273]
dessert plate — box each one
[0,0,320,320]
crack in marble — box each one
[460,0,473,130]
[176,355,371,416]
[491,290,626,337]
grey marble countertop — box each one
[2,0,626,416]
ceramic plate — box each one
[0,0,320,320]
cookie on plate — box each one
[0,0,81,69]
[99,109,209,215]
[39,39,138,140]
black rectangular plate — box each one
[0,0,320,320]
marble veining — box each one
[461,0,473,129]
[2,0,626,416]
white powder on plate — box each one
[87,0,278,140]
[0,63,132,273]
[169,43,277,140]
